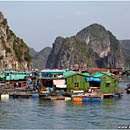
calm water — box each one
[0,78,130,129]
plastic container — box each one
[92,98,101,102]
[83,97,92,102]
[28,86,33,90]
[73,97,82,102]
[1,94,9,100]
[32,94,39,98]
[113,94,119,97]
[83,96,103,102]
[65,97,71,101]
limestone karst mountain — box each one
[46,24,124,69]
[0,11,31,71]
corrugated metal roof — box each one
[82,72,90,76]
[87,68,109,71]
[41,69,66,73]
[91,72,105,77]
[63,71,76,76]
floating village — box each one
[0,63,130,103]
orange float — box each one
[73,96,83,102]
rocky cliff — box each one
[120,40,130,66]
[30,47,51,69]
[0,11,31,71]
[46,24,124,69]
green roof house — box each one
[65,73,89,92]
[86,72,118,94]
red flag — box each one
[11,58,13,63]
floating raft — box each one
[72,92,104,103]
[41,96,71,101]
[73,96,103,103]
[103,92,122,98]
[41,96,65,100]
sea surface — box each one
[0,78,130,129]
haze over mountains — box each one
[30,47,51,69]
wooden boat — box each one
[125,84,130,93]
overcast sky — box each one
[0,1,130,51]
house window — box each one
[106,83,111,87]
[74,82,79,88]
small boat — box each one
[125,84,130,93]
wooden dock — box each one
[103,92,122,98]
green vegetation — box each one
[10,30,15,36]
[13,41,22,62]
[1,18,7,25]
[20,39,27,48]
[0,36,11,53]
[0,12,32,70]
[13,37,32,63]
[6,47,11,53]
[24,48,32,62]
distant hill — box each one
[46,24,125,69]
[120,40,130,66]
[29,47,37,57]
[30,47,51,69]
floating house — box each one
[64,73,89,92]
[85,72,118,94]
[64,71,118,94]
[40,69,66,78]
[3,71,28,81]
[87,68,110,75]
[106,68,122,75]
[38,70,119,95]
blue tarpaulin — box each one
[86,77,102,82]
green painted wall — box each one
[5,72,27,80]
[66,74,89,91]
[99,76,118,93]
[66,74,118,94]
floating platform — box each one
[41,96,65,100]
[103,92,122,98]
[41,96,71,101]
[72,92,104,103]
[73,95,103,103]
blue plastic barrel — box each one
[92,98,101,102]
[32,94,39,98]
[113,94,119,97]
[49,88,53,93]
[83,97,92,102]
[28,86,33,90]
